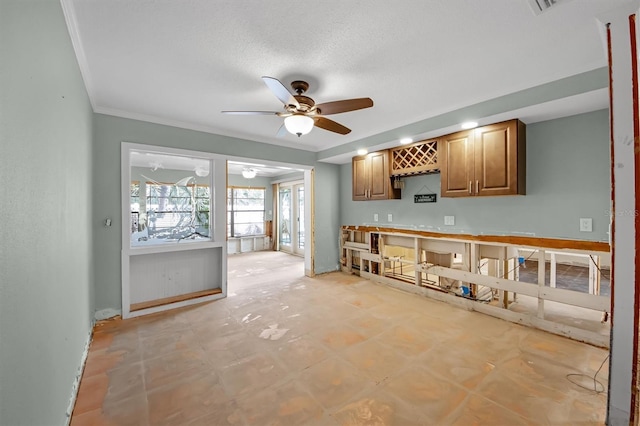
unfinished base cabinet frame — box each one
[121,143,228,319]
[340,226,611,347]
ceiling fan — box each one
[222,76,374,137]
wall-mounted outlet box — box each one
[373,213,378,222]
[580,218,593,232]
[387,214,393,222]
[444,216,455,226]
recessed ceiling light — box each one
[400,138,413,145]
[461,121,478,130]
[357,149,368,156]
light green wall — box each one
[0,1,94,425]
[93,114,341,312]
[319,68,608,161]
[314,162,342,270]
[340,110,610,242]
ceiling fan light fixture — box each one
[242,168,257,179]
[284,114,314,137]
[194,166,209,177]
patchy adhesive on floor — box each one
[259,324,289,340]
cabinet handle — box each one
[469,181,472,194]
[476,180,479,194]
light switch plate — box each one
[387,214,393,222]
[374,213,379,222]
[444,216,455,226]
[580,218,593,232]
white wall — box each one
[600,4,640,423]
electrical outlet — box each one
[387,214,393,222]
[580,218,593,232]
[373,213,379,222]
[444,216,455,226]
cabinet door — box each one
[474,120,519,196]
[440,130,474,197]
[352,155,369,200]
[369,151,391,200]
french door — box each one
[278,181,304,256]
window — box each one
[145,183,210,239]
[128,149,214,247]
[129,173,211,245]
[227,187,265,237]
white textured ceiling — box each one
[64,0,622,156]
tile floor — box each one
[71,251,609,425]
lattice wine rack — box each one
[390,139,439,176]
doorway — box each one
[278,181,304,256]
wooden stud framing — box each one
[340,226,611,347]
[537,249,546,319]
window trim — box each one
[121,142,228,320]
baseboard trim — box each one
[95,308,122,320]
[64,322,94,425]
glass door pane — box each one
[279,187,292,249]
[278,181,304,256]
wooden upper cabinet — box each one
[352,150,401,201]
[440,119,526,198]
[369,151,390,199]
[474,120,525,196]
[440,130,474,196]
[352,156,368,200]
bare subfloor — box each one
[72,251,609,425]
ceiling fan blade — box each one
[262,76,300,108]
[221,110,280,115]
[314,117,351,135]
[276,123,288,138]
[315,98,373,115]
